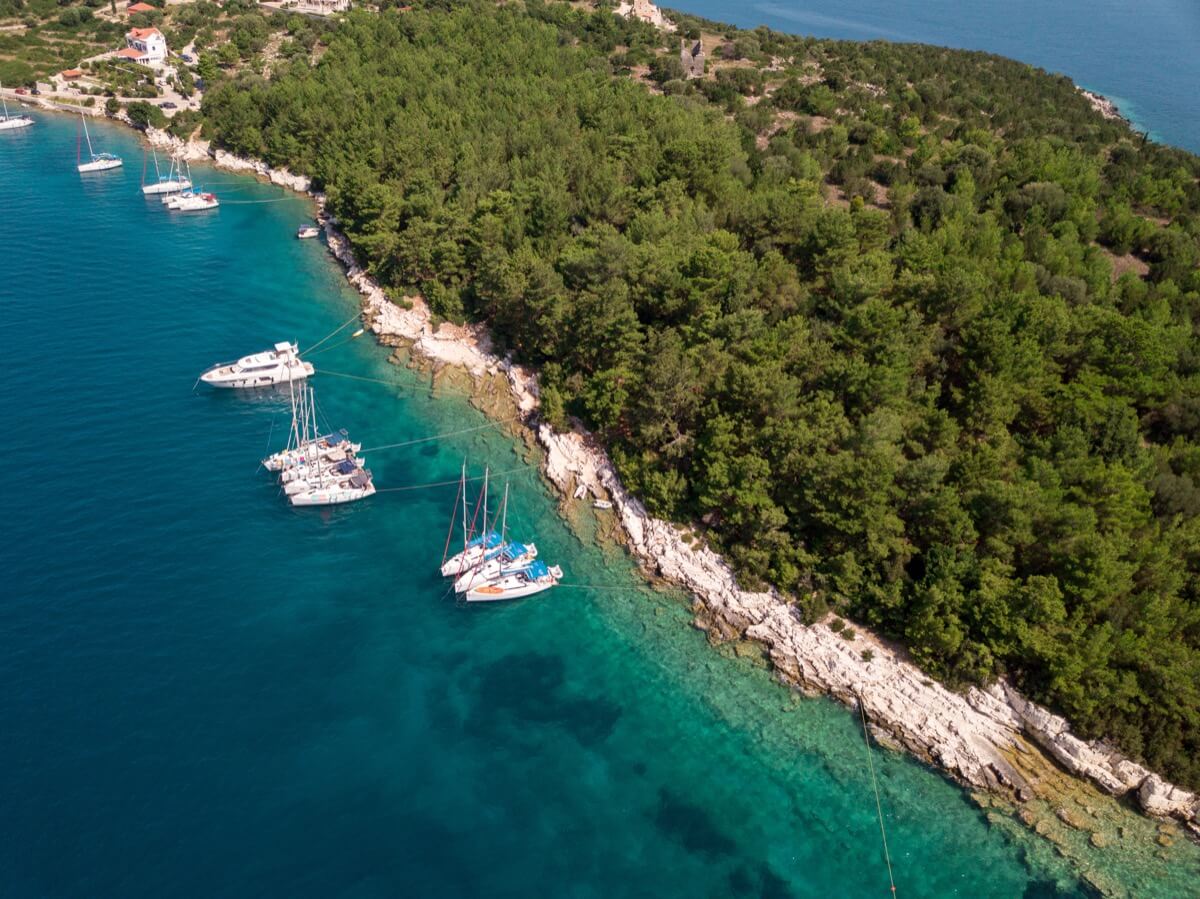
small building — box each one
[126,2,157,12]
[118,26,168,65]
[680,38,705,79]
[60,69,84,80]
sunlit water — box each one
[3,114,1197,897]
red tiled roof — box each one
[127,26,161,39]
[116,47,146,59]
[127,2,156,11]
[60,69,84,78]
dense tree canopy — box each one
[203,1,1200,787]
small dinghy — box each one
[201,341,314,389]
[464,560,563,603]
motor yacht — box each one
[201,341,314,389]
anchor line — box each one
[359,418,520,453]
[858,693,898,897]
[300,312,363,356]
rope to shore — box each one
[374,464,537,494]
[360,417,520,453]
[858,693,898,897]
[315,367,480,399]
[301,312,363,356]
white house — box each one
[118,27,168,65]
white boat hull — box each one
[143,178,192,195]
[77,158,123,173]
[171,196,219,211]
[441,539,501,578]
[464,578,557,602]
[202,360,314,389]
[453,546,538,594]
[0,115,33,131]
[289,481,375,507]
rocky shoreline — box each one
[317,216,1198,841]
[1078,87,1129,125]
[70,112,1198,844]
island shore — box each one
[93,114,1200,848]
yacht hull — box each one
[77,158,123,173]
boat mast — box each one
[81,112,94,158]
[461,461,468,551]
[482,467,489,538]
[152,146,162,180]
[1,81,9,119]
[500,482,508,543]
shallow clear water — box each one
[3,115,1197,897]
[668,0,1200,152]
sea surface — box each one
[670,0,1200,153]
[3,116,1199,898]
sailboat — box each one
[451,483,539,593]
[281,386,374,507]
[76,112,122,173]
[164,159,218,211]
[440,466,503,577]
[142,147,192,195]
[0,81,33,132]
[463,560,563,603]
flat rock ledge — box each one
[309,194,1197,838]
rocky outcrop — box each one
[1079,87,1128,124]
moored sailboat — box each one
[0,81,33,132]
[142,147,192,195]
[76,112,122,173]
[463,560,563,602]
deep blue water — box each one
[3,116,1198,897]
[669,0,1200,152]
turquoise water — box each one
[669,0,1200,153]
[3,115,1197,897]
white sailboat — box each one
[200,340,314,389]
[142,147,192,195]
[451,483,538,593]
[0,81,33,132]
[440,467,503,577]
[76,112,122,173]
[463,560,563,602]
[164,160,218,210]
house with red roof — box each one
[127,2,157,12]
[119,26,168,65]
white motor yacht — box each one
[297,225,320,239]
[201,342,314,389]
